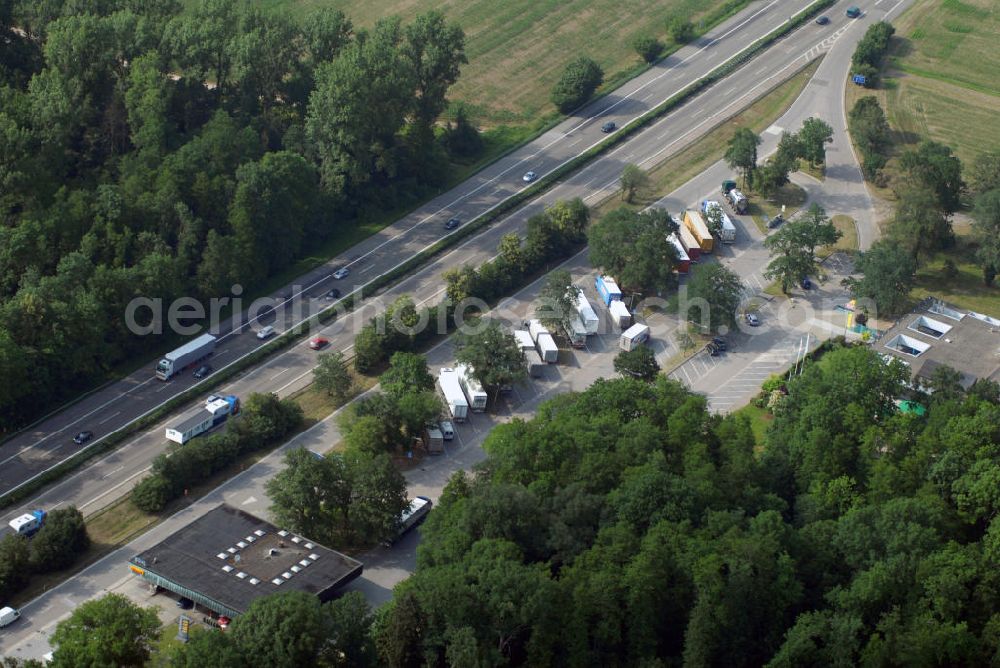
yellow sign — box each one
[129,565,145,576]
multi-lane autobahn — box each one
[0,0,917,658]
[0,0,821,501]
[0,0,900,528]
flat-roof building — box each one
[875,298,1000,389]
[128,504,362,618]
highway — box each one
[0,0,917,656]
[0,0,897,524]
[2,0,846,528]
[0,0,819,500]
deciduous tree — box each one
[49,593,160,668]
[314,351,352,403]
[455,320,527,396]
[844,239,916,316]
[725,128,761,190]
[614,346,660,381]
[550,57,603,114]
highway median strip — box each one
[0,0,835,513]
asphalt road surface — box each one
[0,0,906,532]
[0,0,824,500]
[0,1,917,657]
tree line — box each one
[131,392,303,513]
[0,1,470,431]
[48,343,1000,667]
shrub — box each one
[551,57,604,114]
[632,35,663,63]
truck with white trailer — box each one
[563,316,588,349]
[524,349,545,377]
[438,368,469,422]
[165,394,241,445]
[609,301,631,329]
[620,323,650,351]
[702,200,736,244]
[667,234,691,274]
[455,364,488,412]
[573,289,599,335]
[595,275,622,306]
[156,333,217,380]
[528,320,559,363]
[513,330,535,351]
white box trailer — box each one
[528,319,559,363]
[573,289,599,335]
[609,300,632,329]
[437,368,469,422]
[514,330,535,351]
[620,323,650,351]
[703,200,736,244]
[524,349,545,377]
[156,333,216,380]
[455,364,488,412]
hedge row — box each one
[130,393,303,513]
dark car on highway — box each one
[601,121,616,133]
[193,364,212,379]
[846,6,861,18]
[324,288,341,300]
[73,431,93,445]
[445,217,461,230]
[815,15,830,25]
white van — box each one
[0,606,21,627]
[256,325,275,340]
[439,420,455,440]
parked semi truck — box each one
[528,320,559,363]
[513,330,535,351]
[609,301,632,329]
[165,394,241,445]
[683,210,713,253]
[2,509,46,539]
[455,364,488,412]
[563,316,588,349]
[156,333,217,380]
[701,200,736,244]
[620,323,650,351]
[438,368,469,422]
[524,349,545,377]
[677,224,702,262]
[573,289,599,335]
[595,275,622,306]
[667,234,691,274]
[721,179,749,212]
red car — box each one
[309,337,329,350]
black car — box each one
[711,337,728,351]
[176,597,194,610]
[73,431,93,445]
[601,121,617,133]
[766,214,784,229]
[707,343,721,357]
[445,217,461,230]
[800,277,813,290]
[193,364,212,379]
[324,288,341,300]
[815,15,830,25]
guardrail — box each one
[0,0,835,512]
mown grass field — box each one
[248,0,746,125]
[883,0,1000,168]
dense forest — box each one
[364,344,1000,666]
[0,0,469,429]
